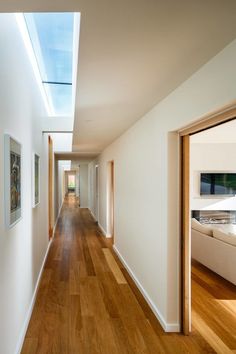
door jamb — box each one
[48,135,53,239]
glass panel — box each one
[24,13,74,115]
[44,83,72,116]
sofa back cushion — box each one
[191,218,213,236]
[213,229,236,247]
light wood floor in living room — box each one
[22,195,236,353]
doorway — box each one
[67,174,76,193]
[180,104,236,336]
[64,170,76,195]
[107,161,114,241]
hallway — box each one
[21,195,222,354]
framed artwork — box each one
[4,134,22,228]
[33,153,40,207]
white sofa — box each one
[191,218,236,285]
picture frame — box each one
[32,153,40,207]
[4,134,22,228]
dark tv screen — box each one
[200,173,236,195]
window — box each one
[17,12,80,116]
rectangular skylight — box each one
[17,12,79,116]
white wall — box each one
[89,39,236,331]
[0,14,49,354]
[190,143,236,210]
[79,164,89,207]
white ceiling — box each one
[72,0,236,153]
[1,0,236,154]
[191,119,236,144]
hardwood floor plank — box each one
[192,262,236,350]
[80,316,101,354]
[102,248,127,284]
[192,310,232,354]
[110,317,134,354]
[21,338,38,354]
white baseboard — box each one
[15,239,52,354]
[105,233,113,239]
[87,209,111,238]
[98,223,107,236]
[88,208,96,221]
[113,245,180,333]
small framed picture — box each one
[33,153,40,207]
[4,134,22,228]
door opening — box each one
[180,103,236,335]
[68,174,76,193]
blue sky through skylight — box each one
[24,13,74,115]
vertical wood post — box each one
[48,135,53,239]
[181,135,191,335]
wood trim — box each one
[181,135,191,335]
[179,104,236,136]
[111,161,114,243]
[48,136,53,239]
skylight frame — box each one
[15,12,80,117]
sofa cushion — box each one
[191,218,213,236]
[213,229,236,247]
[209,223,236,234]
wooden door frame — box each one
[95,164,99,221]
[111,161,114,243]
[48,135,53,239]
[179,102,236,335]
[107,160,115,241]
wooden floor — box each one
[191,259,236,353]
[22,195,236,353]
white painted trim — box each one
[15,239,52,354]
[88,208,111,238]
[113,245,180,333]
[88,208,96,221]
[88,207,112,238]
[105,233,113,239]
[98,223,107,236]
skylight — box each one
[18,13,80,116]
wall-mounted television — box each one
[200,173,236,195]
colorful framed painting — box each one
[32,153,40,207]
[4,134,22,228]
